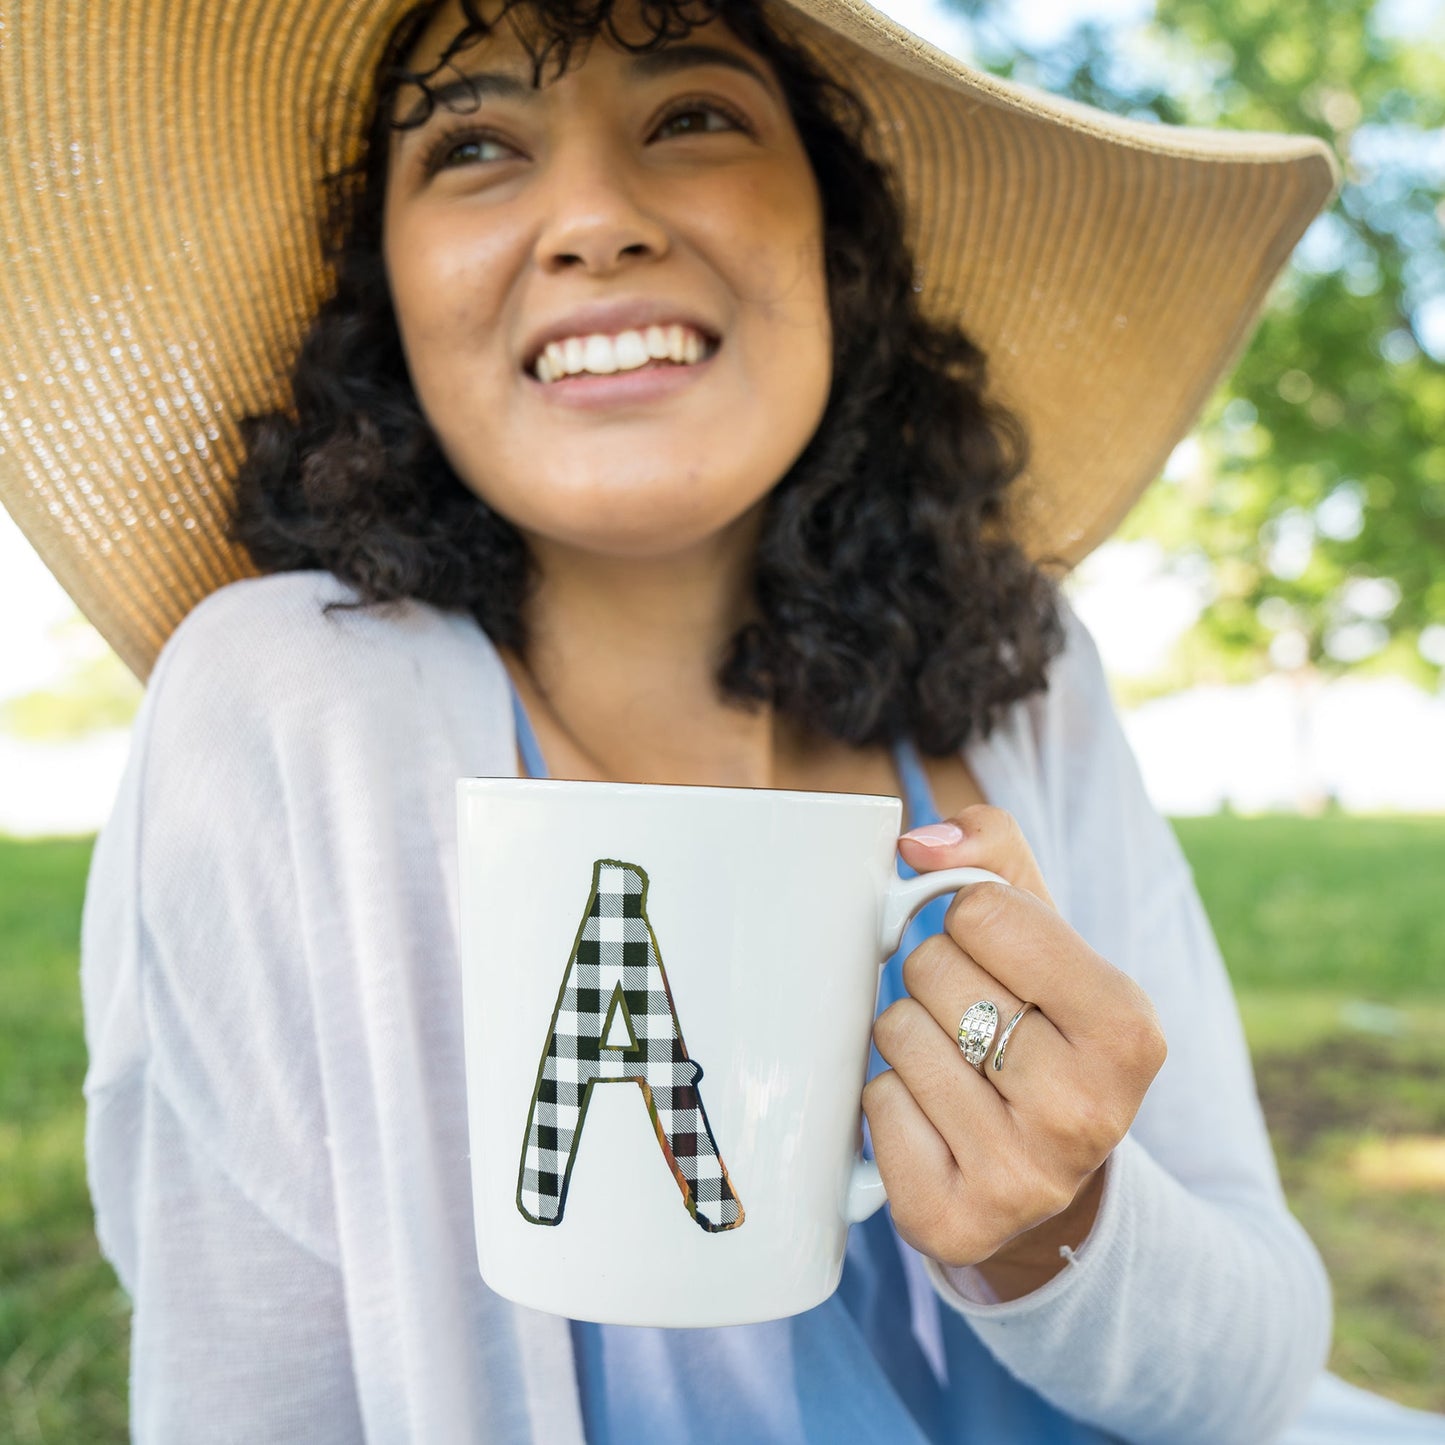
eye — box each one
[417,94,752,179]
[653,96,752,140]
[419,124,516,177]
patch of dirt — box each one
[1252,1035,1445,1154]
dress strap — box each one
[507,677,551,780]
[889,735,940,834]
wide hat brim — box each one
[0,0,1340,683]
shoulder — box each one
[128,568,518,858]
[144,570,513,747]
[974,586,1192,922]
[153,568,501,695]
[1039,589,1113,721]
[980,586,1116,767]
[1017,587,1152,804]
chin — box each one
[523,492,767,562]
[483,460,762,541]
[553,515,744,561]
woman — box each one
[4,0,1442,1439]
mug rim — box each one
[456,775,902,807]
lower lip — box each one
[524,346,719,410]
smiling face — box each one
[381,0,833,564]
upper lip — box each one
[522,299,720,375]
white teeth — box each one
[582,334,619,374]
[532,324,712,383]
[615,331,650,369]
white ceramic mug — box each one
[455,775,1006,1327]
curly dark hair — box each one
[226,0,1068,755]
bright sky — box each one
[880,0,1150,55]
[1,510,80,699]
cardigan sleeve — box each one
[81,571,576,1445]
[921,597,1334,1445]
[85,1071,364,1441]
[80,581,364,1439]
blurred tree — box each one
[0,610,142,741]
[948,0,1445,694]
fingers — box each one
[874,977,1135,1188]
[861,1058,1074,1266]
[878,942,1092,1179]
[896,803,1133,1032]
[898,804,1055,911]
[941,881,1144,1044]
[899,932,1063,1101]
[859,1067,976,1262]
[893,939,1107,1182]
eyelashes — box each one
[652,95,754,144]
[417,95,754,178]
[417,125,500,177]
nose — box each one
[530,135,671,275]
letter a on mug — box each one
[516,859,745,1233]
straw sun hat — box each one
[0,0,1339,683]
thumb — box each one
[897,806,1056,911]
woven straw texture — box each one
[0,0,1339,682]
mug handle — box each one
[845,864,1011,1224]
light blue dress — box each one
[507,681,1119,1444]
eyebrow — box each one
[394,42,778,133]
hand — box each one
[862,804,1167,1290]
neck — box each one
[499,507,811,789]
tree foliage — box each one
[949,0,1445,688]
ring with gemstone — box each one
[956,1000,1000,1068]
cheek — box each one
[732,176,831,348]
[384,207,508,363]
[736,180,821,285]
[745,222,833,398]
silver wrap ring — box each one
[991,1001,1038,1073]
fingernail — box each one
[900,822,963,847]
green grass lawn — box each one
[1174,814,1445,1416]
[1172,814,1445,1000]
[0,836,129,1441]
[2,816,1442,1437]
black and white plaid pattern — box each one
[517,859,745,1233]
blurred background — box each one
[2,0,1442,1435]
